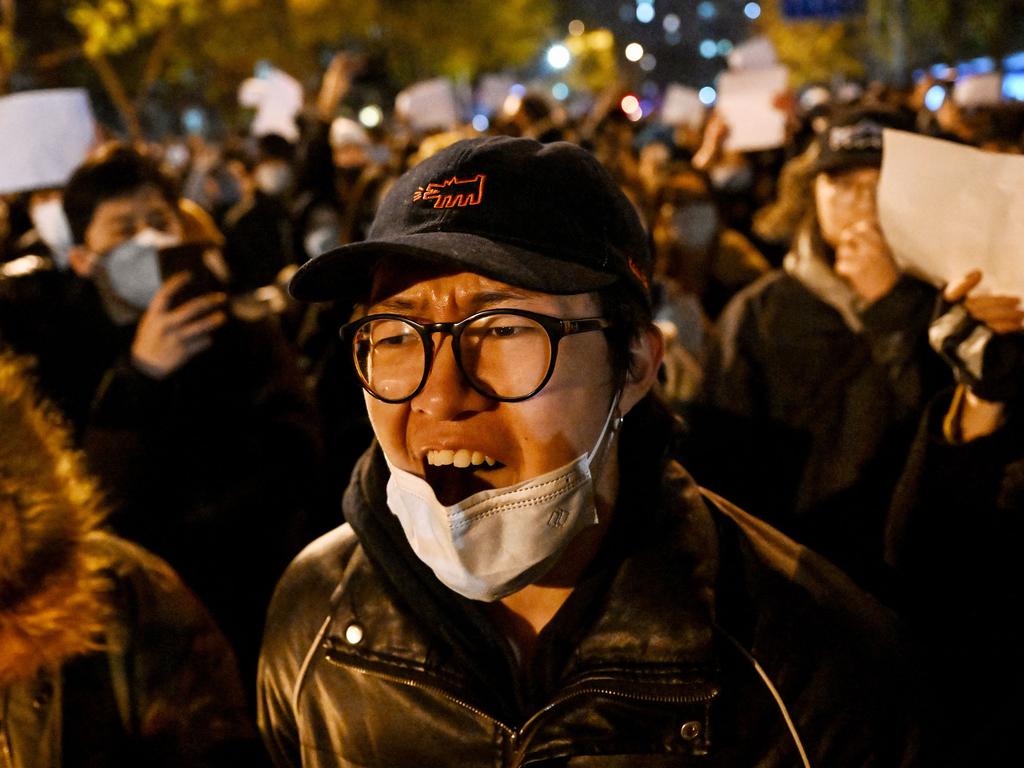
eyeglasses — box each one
[341,309,612,403]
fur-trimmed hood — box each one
[0,352,112,686]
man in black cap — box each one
[258,136,918,767]
[694,106,947,589]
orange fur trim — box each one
[0,352,114,683]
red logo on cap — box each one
[413,174,486,208]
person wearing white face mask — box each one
[222,134,300,292]
[1,188,102,427]
[258,136,921,768]
[32,141,329,712]
[27,189,75,269]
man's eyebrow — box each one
[468,290,538,308]
[100,210,135,224]
[373,296,420,312]
[372,289,540,313]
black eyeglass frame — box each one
[341,308,613,404]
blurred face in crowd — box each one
[333,142,369,171]
[638,142,671,194]
[360,260,632,507]
[69,184,182,277]
[814,166,880,249]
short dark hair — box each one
[597,281,653,390]
[62,142,179,244]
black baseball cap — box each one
[810,104,913,175]
[289,136,652,305]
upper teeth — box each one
[427,449,497,468]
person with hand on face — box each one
[694,105,948,590]
[54,142,325,699]
[886,270,1024,764]
[258,136,919,768]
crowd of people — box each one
[2,49,1023,766]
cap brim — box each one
[289,231,619,302]
[809,150,882,176]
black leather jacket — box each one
[258,432,918,767]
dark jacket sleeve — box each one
[257,525,359,768]
[92,532,265,767]
[858,275,944,415]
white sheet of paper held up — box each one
[878,129,1024,300]
[716,66,789,153]
[0,89,96,195]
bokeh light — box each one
[924,84,947,111]
[358,105,383,128]
[547,44,571,70]
[625,42,645,62]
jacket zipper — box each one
[326,651,718,761]
[324,651,516,737]
[511,683,720,761]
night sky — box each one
[554,1,760,90]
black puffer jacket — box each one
[258,410,919,767]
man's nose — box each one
[411,334,491,419]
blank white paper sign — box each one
[396,78,459,132]
[661,84,705,129]
[716,66,789,152]
[879,129,1024,299]
[0,89,96,194]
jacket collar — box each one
[340,422,721,715]
[783,219,865,333]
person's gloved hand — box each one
[929,270,1024,403]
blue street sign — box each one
[782,0,864,19]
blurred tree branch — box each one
[1,0,15,94]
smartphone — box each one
[158,242,224,309]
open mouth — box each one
[423,449,506,506]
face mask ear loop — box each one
[586,388,624,473]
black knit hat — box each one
[289,136,652,305]
[810,105,913,175]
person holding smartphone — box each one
[47,142,327,710]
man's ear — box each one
[68,246,98,278]
[619,324,664,417]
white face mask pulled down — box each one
[385,391,623,602]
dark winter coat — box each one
[886,386,1024,765]
[691,227,943,584]
[0,352,263,767]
